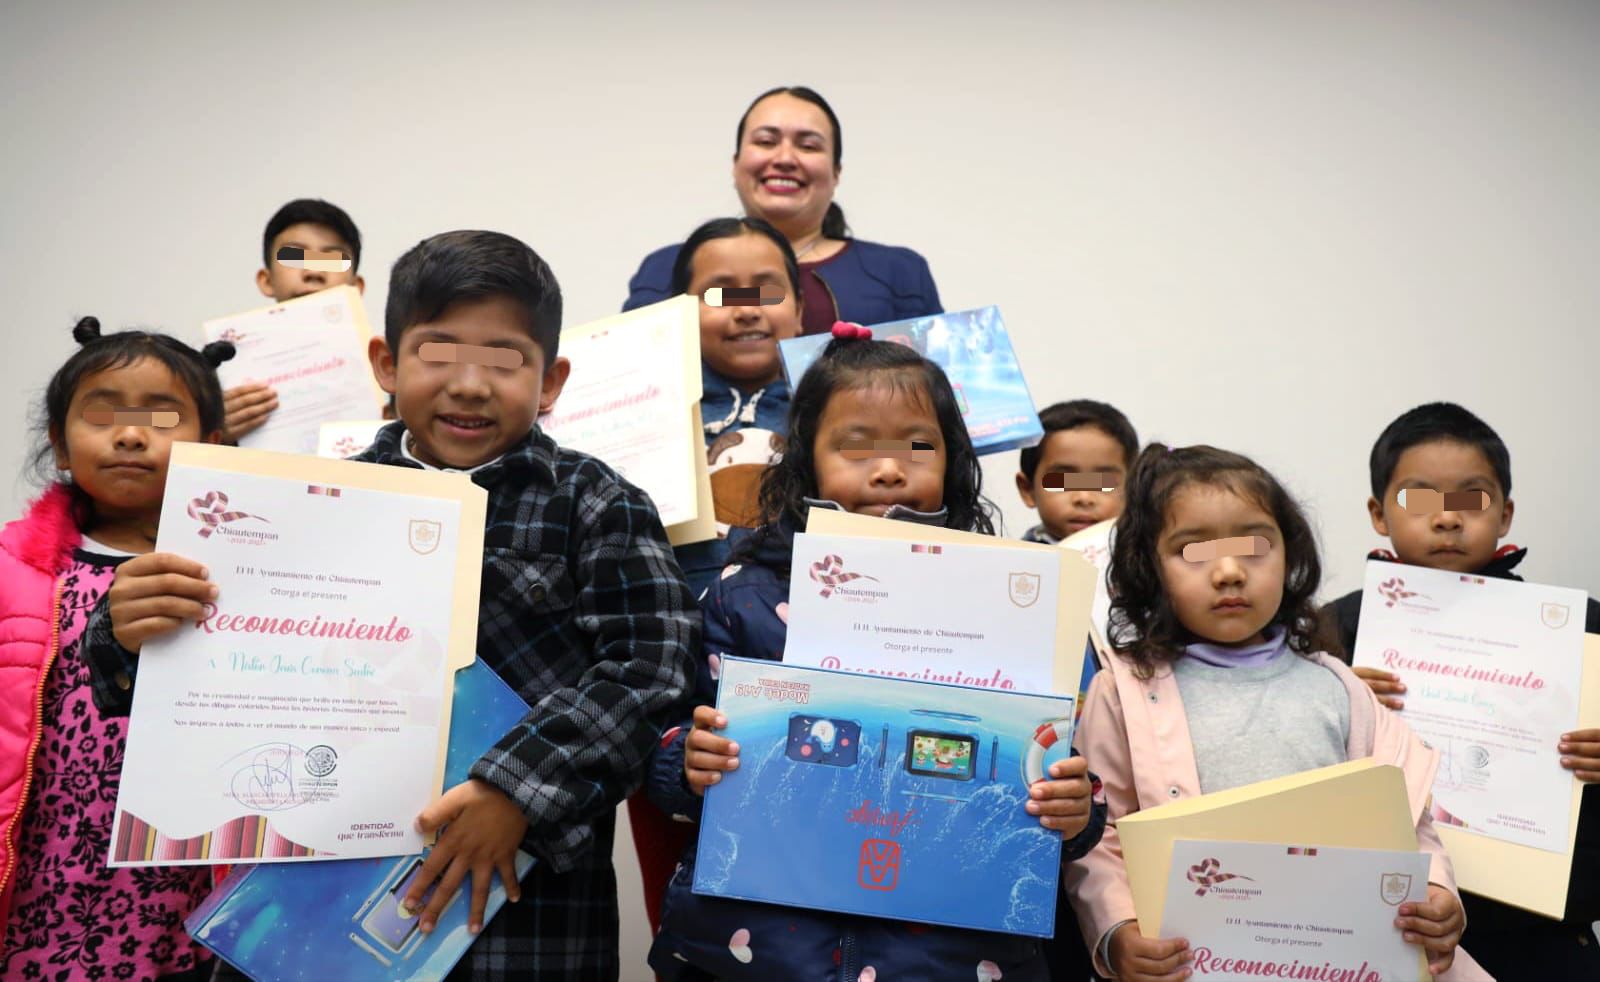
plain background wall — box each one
[3,2,1596,977]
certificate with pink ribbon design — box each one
[782,531,1076,696]
[110,443,486,866]
[1160,839,1430,982]
[204,285,387,456]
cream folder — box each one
[1117,760,1420,943]
[803,508,1097,698]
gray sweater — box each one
[1173,653,1351,794]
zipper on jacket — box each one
[0,577,67,929]
[839,928,857,982]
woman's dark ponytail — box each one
[821,202,850,240]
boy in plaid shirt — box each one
[84,230,698,980]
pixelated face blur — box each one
[1016,425,1129,540]
[812,378,946,518]
[52,357,216,527]
[688,231,802,390]
[1369,440,1512,573]
[257,222,363,302]
[1158,484,1286,647]
[370,295,570,470]
[733,94,840,232]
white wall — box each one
[3,2,1595,976]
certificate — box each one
[538,296,713,540]
[784,531,1066,695]
[801,508,1099,697]
[1160,840,1428,982]
[318,419,389,459]
[1351,564,1585,853]
[204,286,386,455]
[110,443,486,865]
[1061,518,1115,656]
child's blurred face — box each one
[1369,440,1512,573]
[1158,484,1286,647]
[688,232,802,390]
[257,222,364,302]
[370,295,570,470]
[52,357,215,523]
[1015,425,1129,539]
[812,381,946,517]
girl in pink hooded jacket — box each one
[1066,444,1489,982]
[0,318,233,981]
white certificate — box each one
[317,419,388,459]
[783,531,1064,694]
[1161,839,1429,982]
[1351,564,1585,851]
[539,296,701,528]
[1061,518,1115,654]
[205,286,385,456]
[110,443,485,865]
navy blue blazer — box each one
[624,237,943,325]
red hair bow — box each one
[831,321,872,341]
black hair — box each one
[670,216,803,301]
[1368,402,1511,502]
[736,86,851,240]
[262,198,363,272]
[1018,399,1140,482]
[1107,444,1335,679]
[738,337,994,568]
[384,230,563,364]
[33,316,235,529]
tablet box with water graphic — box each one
[777,305,1043,455]
[185,659,535,981]
[694,657,1076,936]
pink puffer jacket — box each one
[0,485,81,929]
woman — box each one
[624,86,942,332]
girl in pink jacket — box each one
[0,318,233,981]
[1065,444,1487,981]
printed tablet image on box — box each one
[696,657,1077,936]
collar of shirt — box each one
[364,421,558,486]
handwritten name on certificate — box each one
[204,286,384,456]
[1352,564,1586,852]
[1161,840,1429,982]
[110,446,481,866]
[783,532,1062,694]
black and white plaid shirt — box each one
[84,422,698,980]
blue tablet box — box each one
[778,305,1044,455]
[185,659,536,981]
[694,657,1076,936]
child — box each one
[1068,444,1483,982]
[225,197,369,441]
[0,316,234,980]
[1324,401,1600,979]
[1015,398,1139,544]
[626,215,806,935]
[81,230,700,980]
[1013,399,1136,982]
[645,328,1107,980]
[671,215,804,599]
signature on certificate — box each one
[226,743,314,811]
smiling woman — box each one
[623,86,944,333]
